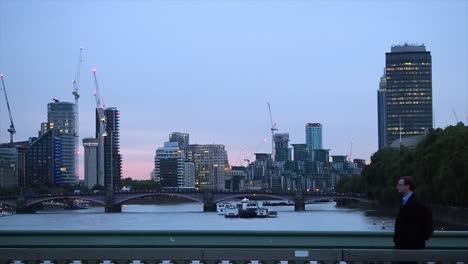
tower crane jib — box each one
[0,74,16,143]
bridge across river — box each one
[0,190,370,213]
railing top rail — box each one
[1,230,467,249]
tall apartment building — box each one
[305,123,322,161]
[273,133,291,162]
[96,108,122,190]
[377,71,387,149]
[47,101,77,185]
[379,44,433,146]
[186,144,226,190]
[83,138,99,188]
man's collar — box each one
[402,192,413,204]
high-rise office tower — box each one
[377,71,387,149]
[273,133,290,162]
[155,141,185,188]
[305,123,322,160]
[186,144,226,190]
[25,129,62,187]
[96,107,122,190]
[47,101,77,185]
[382,44,432,146]
[83,138,98,188]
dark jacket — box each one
[394,193,433,249]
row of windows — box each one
[387,71,431,76]
[387,62,431,67]
[387,114,431,118]
[387,101,431,105]
[386,88,431,93]
[387,128,430,132]
[387,96,431,101]
[386,77,431,82]
[386,66,428,71]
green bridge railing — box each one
[1,230,467,263]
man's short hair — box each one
[400,176,416,191]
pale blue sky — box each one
[0,0,467,179]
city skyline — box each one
[0,1,466,180]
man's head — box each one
[397,176,415,195]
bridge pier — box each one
[105,204,122,213]
[203,191,216,212]
[15,195,36,214]
[16,206,36,214]
[105,191,122,213]
[294,191,305,211]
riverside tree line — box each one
[337,123,468,207]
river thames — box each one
[0,202,402,231]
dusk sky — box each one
[0,0,467,180]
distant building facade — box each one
[183,162,195,188]
[83,138,98,188]
[25,129,62,187]
[377,71,387,149]
[96,107,122,190]
[292,144,308,162]
[305,123,322,160]
[186,144,226,190]
[274,133,291,162]
[155,142,185,188]
[0,147,18,188]
[169,132,189,150]
[47,101,77,185]
[380,44,433,146]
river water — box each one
[0,202,399,231]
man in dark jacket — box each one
[394,176,433,249]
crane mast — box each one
[72,47,83,180]
[0,74,16,143]
[93,68,106,187]
[267,102,278,161]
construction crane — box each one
[451,107,459,124]
[0,74,16,143]
[348,140,354,162]
[267,102,278,160]
[92,68,107,188]
[72,47,83,180]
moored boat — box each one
[268,210,278,218]
[256,207,269,218]
[224,204,239,218]
[217,202,230,215]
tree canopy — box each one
[337,123,468,207]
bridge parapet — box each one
[0,231,467,263]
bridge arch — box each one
[115,192,204,205]
[25,196,106,207]
[0,200,16,207]
[304,196,371,204]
